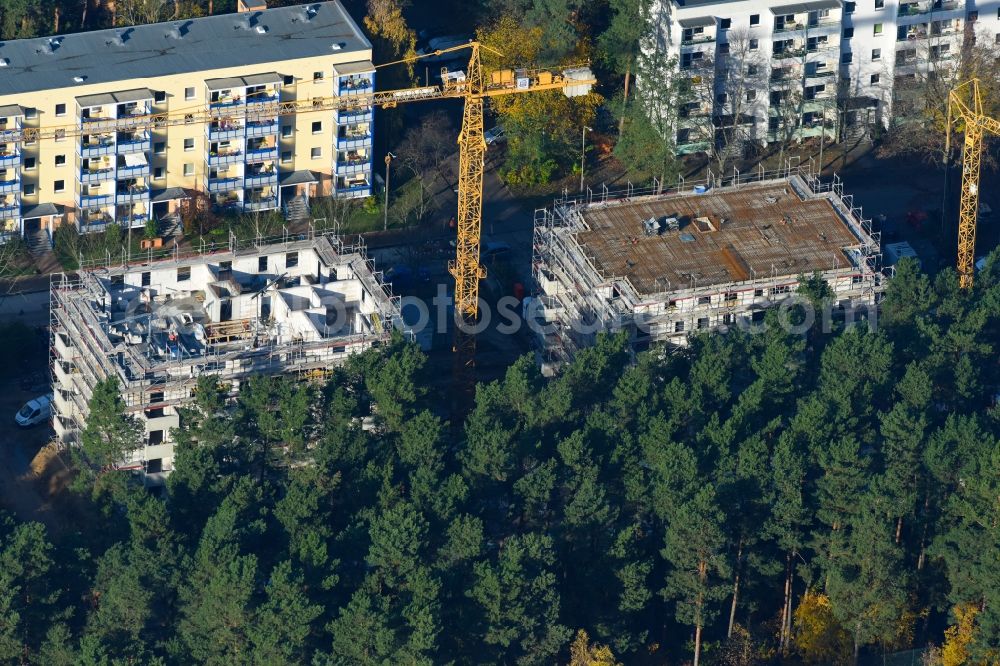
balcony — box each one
[772,48,807,60]
[116,164,150,179]
[79,140,116,158]
[244,172,277,187]
[207,150,244,166]
[245,146,278,162]
[117,136,150,154]
[681,34,715,45]
[336,133,373,150]
[244,198,278,211]
[339,77,373,94]
[247,93,280,105]
[210,96,244,110]
[206,177,241,192]
[118,213,148,228]
[0,200,19,217]
[79,168,115,184]
[774,18,839,34]
[336,183,372,198]
[335,160,370,176]
[79,193,115,207]
[0,150,20,168]
[337,108,373,124]
[208,125,244,141]
[245,120,278,138]
[116,186,150,204]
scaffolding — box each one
[49,230,402,452]
[531,160,883,370]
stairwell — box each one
[26,227,51,257]
[283,196,309,223]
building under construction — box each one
[50,228,402,483]
[531,164,882,373]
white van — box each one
[15,394,52,428]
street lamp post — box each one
[580,126,592,193]
[383,152,395,231]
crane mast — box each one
[947,79,1000,289]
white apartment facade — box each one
[653,0,998,154]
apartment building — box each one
[655,0,997,154]
[0,1,376,242]
[531,165,882,373]
[50,229,403,482]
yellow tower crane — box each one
[8,41,594,370]
[946,78,1000,289]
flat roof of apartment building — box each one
[0,1,370,96]
[574,180,864,295]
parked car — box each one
[16,394,52,428]
[484,125,506,145]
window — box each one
[875,0,883,8]
[747,64,758,75]
[53,179,64,192]
[148,430,164,446]
[311,120,322,133]
[871,73,880,84]
[697,317,709,329]
[719,42,730,54]
[153,90,166,103]
[872,48,881,60]
[720,17,731,28]
[841,52,853,64]
[750,13,760,25]
[23,157,35,170]
[281,125,293,138]
[281,150,292,163]
[746,90,757,101]
[749,38,759,50]
[311,147,322,159]
[843,27,854,38]
[698,295,711,305]
[184,86,195,100]
[258,256,268,272]
[286,251,299,268]
[55,103,66,116]
[844,1,855,12]
[141,271,150,286]
[754,288,764,297]
[313,71,324,82]
[996,32,1000,44]
[283,74,294,86]
[154,167,165,179]
[725,292,737,303]
[967,10,977,20]
[146,458,163,473]
[183,163,194,176]
[873,23,882,34]
[54,154,67,167]
[183,138,194,151]
[771,285,790,296]
[24,183,35,195]
[716,92,728,103]
[24,107,37,119]
[674,321,685,333]
[54,129,65,143]
[177,266,190,281]
[154,141,165,154]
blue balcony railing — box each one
[0,178,19,194]
[245,147,278,162]
[337,108,374,124]
[335,161,370,176]
[116,187,150,203]
[207,151,244,166]
[0,151,20,168]
[117,164,150,179]
[210,98,243,109]
[245,121,278,138]
[247,94,280,105]
[336,134,373,150]
[79,193,114,207]
[117,138,150,154]
[80,168,115,184]
[207,177,241,192]
[0,203,20,217]
[244,172,278,187]
[244,198,278,211]
[208,126,244,141]
[79,141,116,158]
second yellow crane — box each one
[946,78,1000,289]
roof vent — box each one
[166,25,182,39]
[255,25,268,34]
[0,59,8,67]
[73,75,86,83]
[331,43,343,51]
